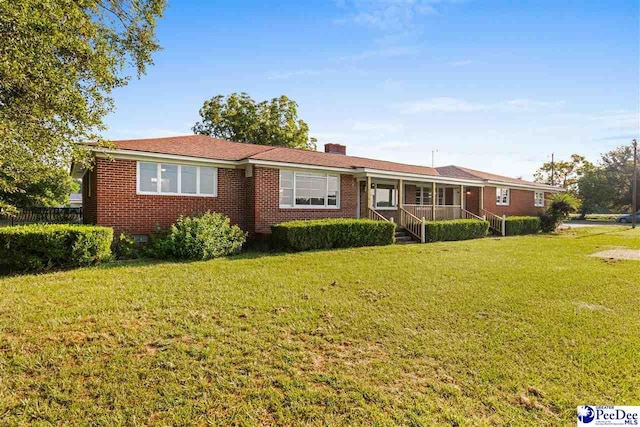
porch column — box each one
[366,176,372,211]
[479,187,484,213]
[397,179,404,219]
[460,184,464,209]
[431,182,436,220]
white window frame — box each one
[534,191,545,207]
[496,187,510,206]
[414,186,433,206]
[136,161,218,197]
[436,187,445,206]
[373,182,397,210]
[279,170,340,209]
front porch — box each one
[357,177,505,241]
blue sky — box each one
[104,0,639,179]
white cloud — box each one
[335,0,450,33]
[397,97,565,114]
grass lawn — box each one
[1,227,639,425]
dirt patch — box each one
[577,302,612,312]
[591,249,640,261]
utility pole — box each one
[550,152,555,186]
[633,139,637,229]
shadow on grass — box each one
[574,227,631,239]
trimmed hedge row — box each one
[505,216,541,236]
[0,224,113,273]
[271,218,395,251]
[423,219,489,242]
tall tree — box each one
[0,0,166,214]
[534,154,592,192]
[193,93,317,150]
[577,166,613,216]
[600,145,639,210]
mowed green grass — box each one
[1,227,639,425]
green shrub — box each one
[0,224,113,273]
[112,233,143,259]
[539,192,580,232]
[504,216,541,236]
[271,218,395,251]
[148,212,246,260]
[423,219,489,242]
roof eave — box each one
[484,179,564,191]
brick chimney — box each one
[324,143,347,155]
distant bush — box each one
[271,218,395,251]
[423,219,489,242]
[147,212,246,260]
[539,193,580,232]
[504,216,540,236]
[0,224,112,273]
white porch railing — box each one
[399,207,423,242]
[482,209,506,236]
[367,208,389,222]
[461,208,484,221]
[403,204,464,221]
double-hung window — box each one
[279,170,340,208]
[534,191,545,207]
[496,187,510,206]
[137,161,217,196]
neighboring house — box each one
[71,135,561,241]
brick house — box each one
[72,135,561,241]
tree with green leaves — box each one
[599,145,639,210]
[193,93,317,150]
[576,166,613,216]
[534,154,592,192]
[0,0,166,214]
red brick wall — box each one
[464,187,480,216]
[82,167,98,225]
[404,184,417,204]
[483,186,544,217]
[253,167,358,234]
[91,158,249,235]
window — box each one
[137,162,217,196]
[160,164,178,193]
[374,183,397,209]
[534,191,545,207]
[279,170,340,208]
[437,188,445,206]
[181,165,197,194]
[139,162,157,193]
[199,167,216,195]
[496,187,510,206]
[415,186,433,205]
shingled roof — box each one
[90,134,556,189]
